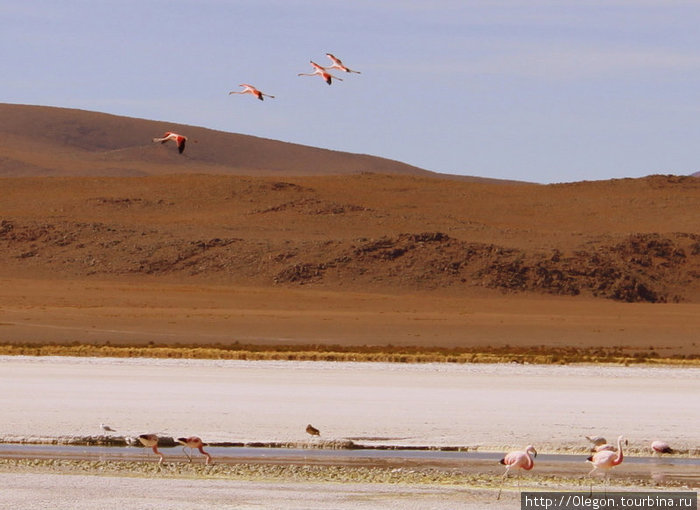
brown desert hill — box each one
[1,104,699,357]
[0,103,457,179]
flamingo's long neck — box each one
[199,447,212,464]
[524,451,535,470]
[613,437,624,466]
[152,445,164,463]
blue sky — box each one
[3,1,700,183]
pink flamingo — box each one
[497,445,537,499]
[587,435,625,494]
[651,440,673,455]
[228,84,275,101]
[297,61,343,85]
[152,132,187,154]
[177,436,212,465]
[138,433,165,464]
[325,53,361,74]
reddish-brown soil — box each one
[1,104,698,356]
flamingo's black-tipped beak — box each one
[586,455,594,462]
[498,458,505,465]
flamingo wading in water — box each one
[152,132,187,154]
[177,436,212,465]
[324,53,361,74]
[298,61,343,85]
[229,84,275,101]
[587,435,625,494]
[497,445,537,499]
[138,434,165,464]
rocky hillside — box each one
[1,173,698,303]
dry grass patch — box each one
[0,342,697,366]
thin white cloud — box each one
[468,47,700,80]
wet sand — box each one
[0,471,515,510]
[0,455,695,510]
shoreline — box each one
[1,452,697,497]
[2,436,697,504]
[1,342,697,366]
[0,457,689,487]
[2,435,699,458]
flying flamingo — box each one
[228,84,275,101]
[325,53,361,74]
[177,436,212,465]
[497,445,537,499]
[138,433,165,464]
[152,132,187,154]
[297,61,343,85]
[651,440,673,455]
[587,435,625,494]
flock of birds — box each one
[100,422,323,466]
[151,52,360,156]
[497,435,677,498]
[102,424,212,465]
[100,422,677,495]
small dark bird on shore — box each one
[306,424,320,436]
